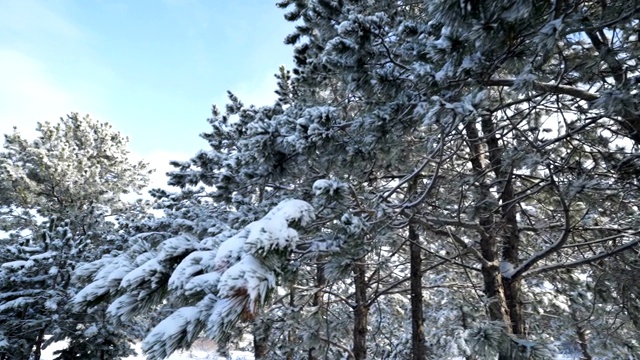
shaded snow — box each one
[184,272,221,296]
[157,235,201,262]
[217,255,275,305]
[142,307,203,359]
[120,258,163,289]
[212,231,247,269]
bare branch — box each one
[484,78,599,102]
[506,168,572,280]
[523,238,640,278]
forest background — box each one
[2,1,640,360]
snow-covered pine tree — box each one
[274,2,479,358]
[277,0,640,358]
[74,91,328,359]
[79,0,640,358]
[0,114,151,360]
[76,74,418,359]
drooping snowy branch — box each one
[132,199,315,360]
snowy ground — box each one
[41,341,254,360]
[40,340,578,360]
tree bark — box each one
[287,285,296,360]
[32,327,46,360]
[480,114,526,336]
[479,227,511,326]
[465,118,511,327]
[309,261,326,360]
[575,323,593,360]
[253,316,271,360]
[409,223,427,360]
[499,178,525,336]
[570,304,593,360]
[352,263,369,360]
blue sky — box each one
[0,0,295,188]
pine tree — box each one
[276,0,640,357]
[0,114,151,360]
[78,0,640,358]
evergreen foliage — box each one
[0,114,151,360]
[72,1,640,359]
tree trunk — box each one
[32,327,46,360]
[498,177,525,336]
[409,223,427,360]
[309,261,326,360]
[500,206,526,337]
[570,306,593,360]
[467,116,517,360]
[253,316,271,360]
[287,285,296,360]
[481,251,514,360]
[480,114,526,336]
[352,263,369,360]
[575,323,593,360]
[465,119,508,324]
[479,248,510,325]
[504,279,524,333]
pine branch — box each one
[483,78,599,102]
[523,238,640,277]
[506,167,572,280]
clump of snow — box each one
[1,260,29,269]
[107,293,142,322]
[218,255,275,306]
[83,324,99,337]
[0,297,37,313]
[72,260,134,309]
[312,178,347,197]
[184,272,221,296]
[242,199,315,254]
[44,297,58,311]
[156,235,201,262]
[142,307,203,360]
[207,297,246,337]
[499,261,515,277]
[169,250,214,292]
[120,258,164,289]
[213,231,247,270]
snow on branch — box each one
[142,306,204,360]
[243,199,315,255]
[140,199,315,360]
[168,250,216,293]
